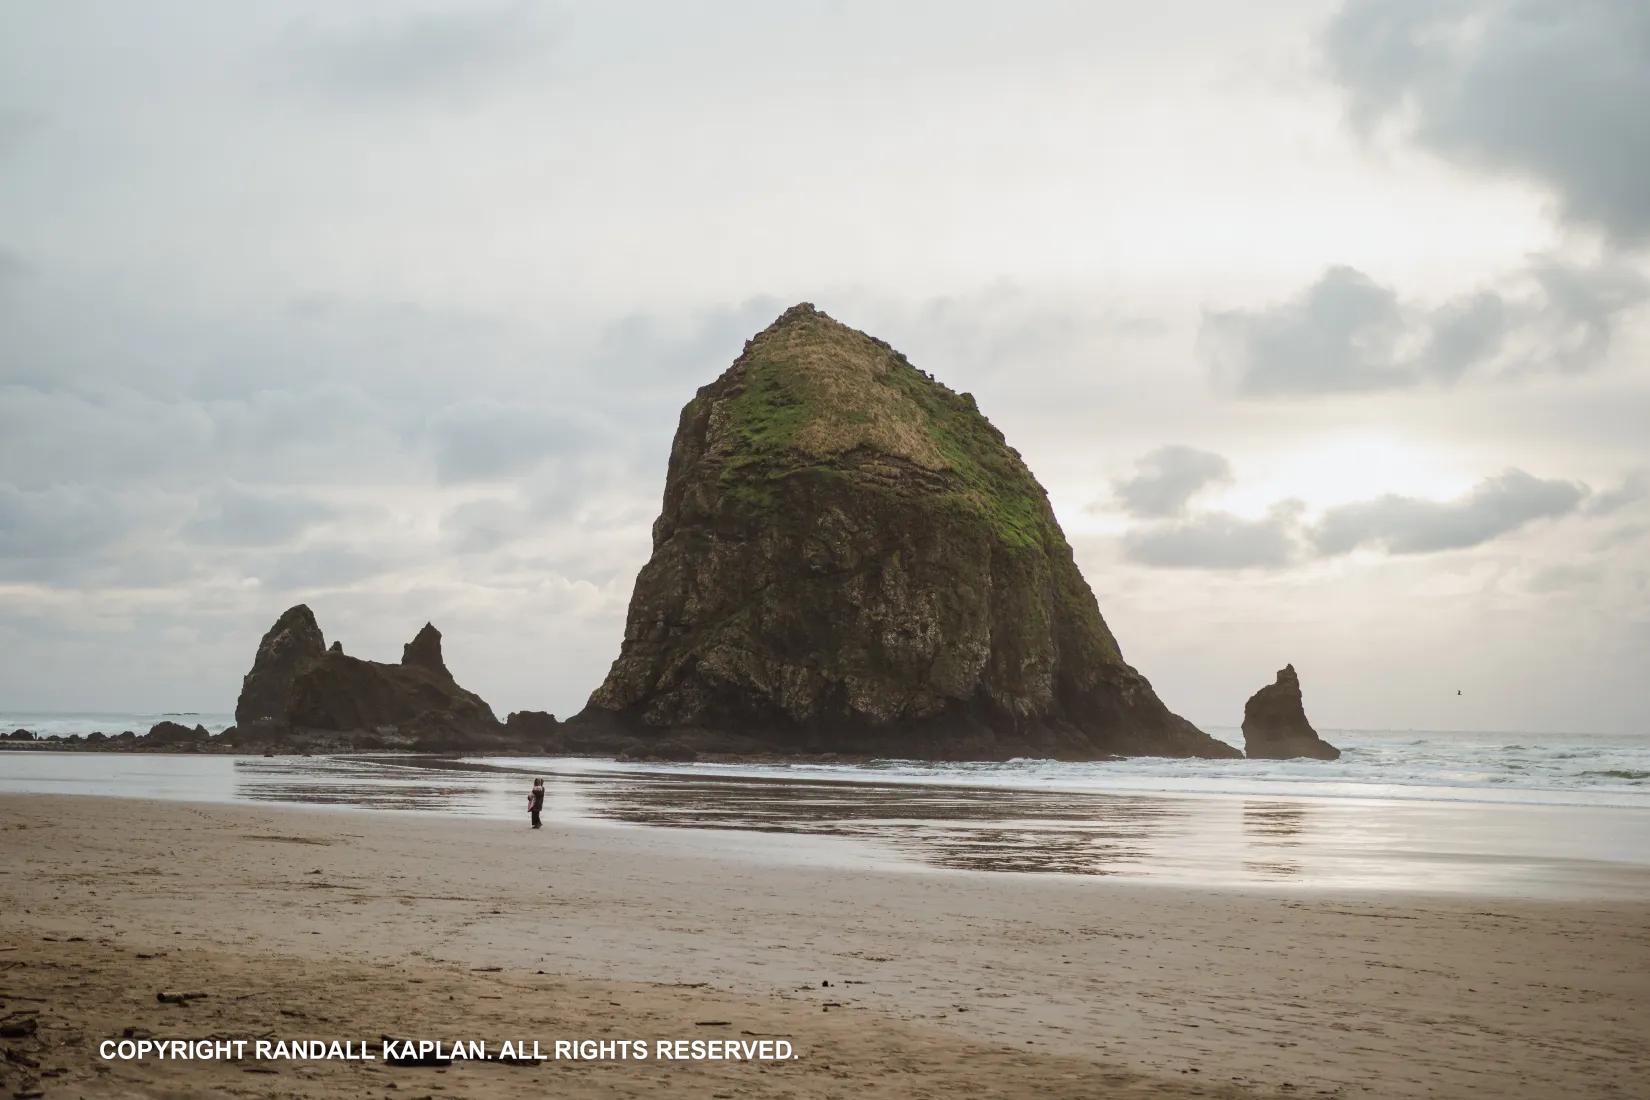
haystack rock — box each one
[575,303,1239,760]
[1241,664,1339,760]
[234,605,499,747]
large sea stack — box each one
[1241,664,1340,760]
[576,304,1238,760]
[233,605,504,750]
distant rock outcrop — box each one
[146,721,210,746]
[234,605,502,749]
[1241,665,1340,760]
[574,303,1238,761]
[504,710,560,739]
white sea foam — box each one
[484,726,1650,809]
[0,710,234,738]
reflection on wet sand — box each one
[1241,801,1308,879]
[234,757,506,815]
[10,751,1631,894]
[0,749,1633,896]
[1243,801,1307,842]
[563,771,1178,874]
[233,756,1198,875]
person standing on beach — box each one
[527,778,545,830]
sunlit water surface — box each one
[4,736,1648,899]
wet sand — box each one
[3,793,1648,1098]
[8,750,1649,896]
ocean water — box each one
[2,713,1646,808]
[0,710,236,738]
[514,725,1650,809]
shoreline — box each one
[6,742,1649,804]
[5,792,1649,1097]
[6,752,1650,898]
[0,738,1165,766]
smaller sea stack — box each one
[233,604,501,749]
[1241,664,1340,760]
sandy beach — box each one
[2,792,1647,1098]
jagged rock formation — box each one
[576,303,1239,760]
[235,605,326,727]
[234,605,502,749]
[401,623,445,672]
[1241,665,1340,760]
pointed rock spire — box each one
[401,622,449,676]
[235,604,326,725]
[1241,664,1340,760]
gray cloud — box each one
[440,497,536,555]
[182,486,338,547]
[425,400,600,484]
[1111,445,1232,518]
[1586,471,1647,516]
[1202,258,1646,396]
[1521,259,1650,374]
[1122,466,1604,570]
[253,542,390,592]
[0,271,724,607]
[0,484,140,562]
[1201,266,1409,396]
[1122,503,1302,571]
[1311,469,1586,555]
[1527,561,1603,594]
[0,107,38,162]
[0,382,411,493]
[272,4,557,104]
[1414,290,1506,382]
[0,483,185,584]
[1596,522,1649,550]
[592,296,791,390]
[1326,0,1650,245]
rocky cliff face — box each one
[234,606,502,749]
[1241,665,1340,760]
[577,303,1238,760]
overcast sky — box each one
[2,0,1646,735]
